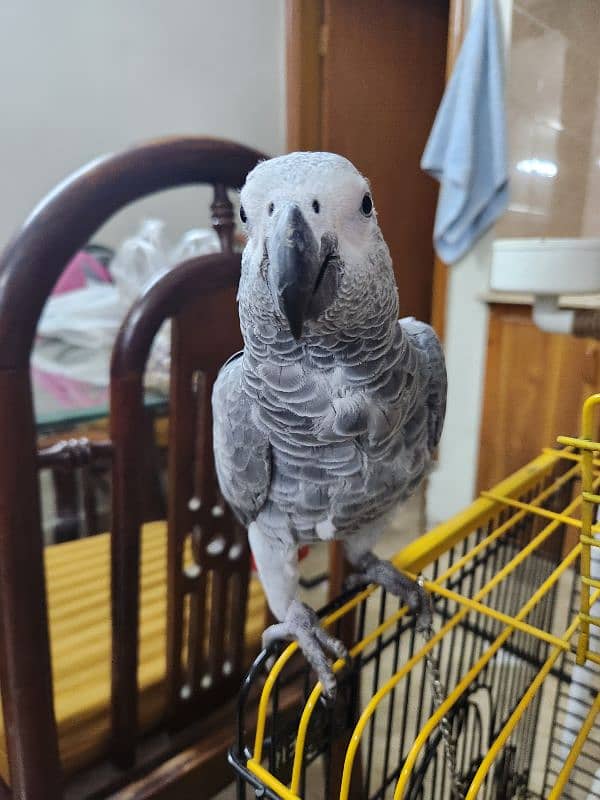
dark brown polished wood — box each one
[110,253,245,765]
[0,137,265,799]
[37,438,114,469]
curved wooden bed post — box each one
[0,137,264,799]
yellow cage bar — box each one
[231,398,600,799]
[558,392,600,667]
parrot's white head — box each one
[238,151,396,341]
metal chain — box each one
[418,575,466,800]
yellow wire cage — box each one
[230,394,600,799]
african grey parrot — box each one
[212,152,447,699]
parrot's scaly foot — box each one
[345,553,433,632]
[262,600,348,702]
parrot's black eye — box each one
[312,199,320,214]
[239,205,247,223]
[361,193,373,217]
[268,202,274,216]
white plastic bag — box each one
[34,220,220,391]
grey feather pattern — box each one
[399,318,447,452]
[212,353,271,526]
[213,300,446,543]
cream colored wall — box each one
[427,0,514,523]
[0,1,286,249]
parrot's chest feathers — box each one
[242,325,431,541]
[244,331,406,445]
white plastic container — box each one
[490,238,600,295]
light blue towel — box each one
[421,0,509,264]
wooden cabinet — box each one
[477,303,600,492]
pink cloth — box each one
[34,251,113,410]
[52,251,111,295]
[32,366,108,412]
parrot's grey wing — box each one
[212,352,271,526]
[399,318,447,451]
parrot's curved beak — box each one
[268,204,321,340]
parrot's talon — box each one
[319,691,337,710]
[343,572,370,593]
[347,554,433,632]
[262,600,345,703]
[264,653,277,672]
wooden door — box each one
[287,0,450,322]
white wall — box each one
[427,0,513,523]
[0,1,286,249]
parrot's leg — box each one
[344,527,433,632]
[249,522,348,700]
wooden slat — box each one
[110,373,145,767]
[166,286,246,727]
[207,570,227,680]
[0,371,62,798]
[211,183,235,252]
[228,552,251,674]
[186,572,207,696]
